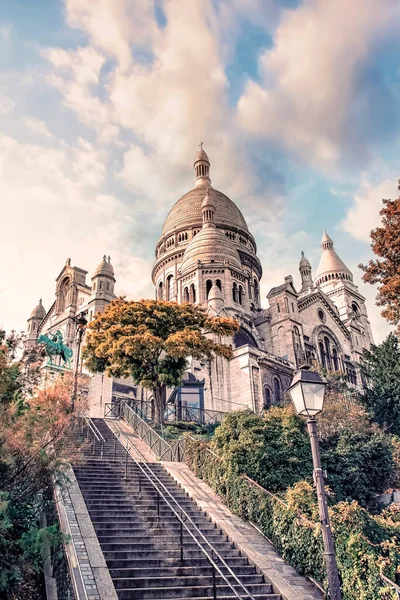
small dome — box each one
[208,283,224,302]
[93,255,114,278]
[299,251,311,269]
[202,188,215,210]
[180,227,241,275]
[194,147,210,165]
[30,299,46,320]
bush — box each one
[185,436,400,599]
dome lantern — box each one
[193,142,211,188]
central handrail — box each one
[82,415,106,443]
[108,428,257,600]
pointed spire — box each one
[315,230,353,286]
[193,143,211,187]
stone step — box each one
[109,565,258,578]
[98,540,236,552]
[104,556,251,569]
[96,533,228,545]
[116,584,278,599]
[101,548,242,559]
[112,574,266,589]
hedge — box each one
[184,436,400,600]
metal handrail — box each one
[120,401,185,462]
[108,429,257,600]
[82,415,105,443]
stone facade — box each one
[26,257,144,417]
[27,146,374,418]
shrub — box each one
[185,436,400,599]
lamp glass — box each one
[289,381,326,417]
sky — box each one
[1,0,399,343]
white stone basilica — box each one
[26,146,374,416]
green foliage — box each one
[185,436,400,600]
[210,406,396,506]
[360,333,400,436]
[321,430,395,506]
[212,408,313,492]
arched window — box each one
[216,279,222,290]
[324,336,331,370]
[319,341,326,368]
[93,282,96,291]
[183,287,189,302]
[284,297,289,312]
[277,303,280,313]
[232,282,238,303]
[190,284,196,303]
[264,387,272,409]
[167,275,174,301]
[254,278,259,303]
[238,285,244,305]
[158,281,163,300]
[206,279,213,297]
[351,302,360,315]
[99,281,103,290]
[273,378,281,403]
[332,347,339,371]
[107,282,110,291]
[58,277,70,313]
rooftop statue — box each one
[37,330,73,368]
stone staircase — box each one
[73,418,281,600]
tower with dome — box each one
[151,146,374,413]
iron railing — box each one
[119,398,226,427]
[81,415,106,459]
[104,402,121,419]
[119,401,185,462]
[104,427,257,600]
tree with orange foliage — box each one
[359,183,400,332]
[83,298,239,423]
[0,329,86,597]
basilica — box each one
[26,146,374,416]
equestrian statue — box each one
[37,330,73,368]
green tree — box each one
[83,298,238,423]
[360,333,400,435]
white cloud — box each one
[0,25,12,41]
[237,0,398,168]
[342,176,397,242]
[66,0,156,71]
[22,117,53,138]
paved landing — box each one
[163,462,324,600]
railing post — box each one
[124,446,129,480]
[100,440,104,460]
[139,470,142,495]
[113,436,117,462]
[156,491,160,523]
[92,432,96,455]
[180,511,184,563]
[211,556,217,600]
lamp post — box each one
[287,369,342,600]
[71,311,88,411]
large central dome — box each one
[162,186,249,236]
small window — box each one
[99,281,103,290]
[277,303,280,313]
[291,303,295,312]
[318,309,325,322]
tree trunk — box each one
[153,385,167,424]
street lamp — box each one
[288,369,342,600]
[71,311,88,411]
